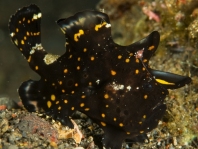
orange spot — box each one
[84,108,90,111]
[125,58,130,63]
[148,45,155,50]
[111,70,116,76]
[104,94,109,99]
[119,123,124,127]
[35,66,39,70]
[64,69,68,73]
[80,103,85,107]
[118,55,122,59]
[90,56,94,61]
[101,122,106,126]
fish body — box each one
[9,4,191,149]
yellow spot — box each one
[136,58,139,63]
[135,69,139,74]
[84,108,90,111]
[71,107,75,110]
[113,118,116,121]
[126,132,130,135]
[19,48,22,51]
[140,131,144,133]
[71,91,74,94]
[69,55,72,59]
[81,95,86,98]
[74,29,84,42]
[119,123,124,127]
[144,95,148,99]
[101,122,106,126]
[58,106,61,110]
[26,31,29,36]
[156,79,175,85]
[75,83,78,87]
[143,115,146,119]
[52,83,55,86]
[105,104,109,108]
[95,22,107,31]
[149,45,155,50]
[21,40,24,45]
[51,94,56,101]
[16,28,19,32]
[77,66,80,70]
[23,17,25,21]
[19,21,21,23]
[47,101,52,108]
[27,56,31,62]
[129,53,133,56]
[59,81,62,85]
[35,66,39,70]
[142,67,146,71]
[139,121,142,124]
[101,113,105,118]
[37,32,40,35]
[83,48,87,52]
[89,82,92,86]
[64,100,68,104]
[90,56,95,61]
[125,58,130,63]
[77,57,81,61]
[143,59,147,63]
[24,36,27,40]
[56,101,59,104]
[34,32,37,36]
[118,55,122,59]
[80,103,85,107]
[104,94,109,99]
[64,69,68,73]
[62,89,65,93]
[28,20,30,23]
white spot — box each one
[126,86,131,91]
[33,14,38,19]
[37,13,42,18]
[111,82,124,90]
[30,49,35,54]
[135,48,144,59]
[14,39,18,45]
[43,54,60,65]
[30,43,44,54]
[96,79,100,84]
[136,87,139,90]
[10,32,15,37]
[105,23,111,28]
[99,8,105,13]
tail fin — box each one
[8,4,42,59]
